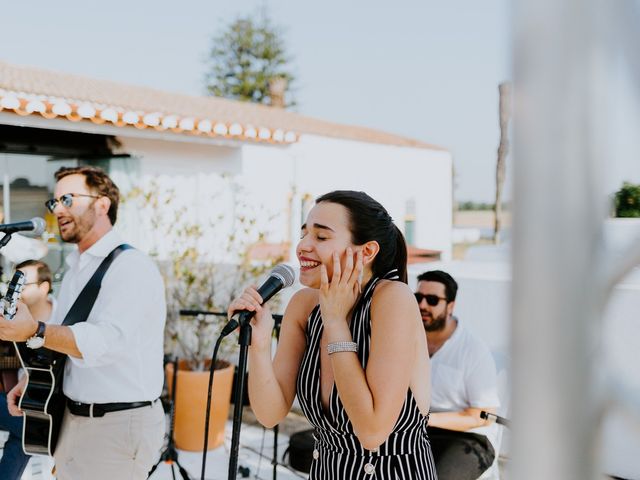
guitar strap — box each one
[61,243,133,327]
[43,243,133,390]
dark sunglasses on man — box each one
[414,293,448,307]
[45,193,100,213]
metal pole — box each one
[3,154,10,223]
[289,152,301,264]
[511,0,609,478]
[228,319,251,480]
[2,154,11,275]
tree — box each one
[205,13,296,107]
[614,182,640,218]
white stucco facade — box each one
[0,108,453,263]
[242,134,453,259]
[114,132,453,262]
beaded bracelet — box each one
[327,341,358,355]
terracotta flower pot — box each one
[166,359,235,451]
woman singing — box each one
[228,190,437,479]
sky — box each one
[1,0,636,202]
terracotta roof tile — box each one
[0,61,445,150]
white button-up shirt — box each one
[54,230,166,403]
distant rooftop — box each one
[0,60,445,150]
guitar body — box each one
[2,271,66,456]
[15,345,67,456]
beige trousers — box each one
[53,400,165,480]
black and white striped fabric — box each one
[296,270,438,479]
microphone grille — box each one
[30,217,46,236]
[271,264,296,288]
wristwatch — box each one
[26,321,46,349]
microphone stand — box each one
[228,313,252,480]
[148,357,191,480]
[0,233,13,249]
[0,234,14,277]
[271,314,283,480]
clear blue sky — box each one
[1,1,512,202]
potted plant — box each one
[124,176,284,450]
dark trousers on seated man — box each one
[0,393,30,479]
[427,426,496,480]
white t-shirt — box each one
[430,318,500,447]
[0,233,48,264]
[54,230,166,403]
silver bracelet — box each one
[327,341,358,355]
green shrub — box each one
[614,182,640,218]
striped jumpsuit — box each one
[296,271,438,479]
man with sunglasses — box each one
[415,270,500,480]
[0,166,165,480]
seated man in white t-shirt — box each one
[415,270,500,480]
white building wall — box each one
[232,142,296,244]
[242,134,453,259]
[114,136,247,259]
[120,137,243,176]
[112,133,452,262]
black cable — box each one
[194,311,284,480]
[200,332,225,480]
[176,309,235,480]
[253,426,267,479]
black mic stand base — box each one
[149,357,191,480]
[148,444,191,480]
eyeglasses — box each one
[414,293,448,306]
[45,193,100,213]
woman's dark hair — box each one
[316,190,408,283]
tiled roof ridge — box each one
[0,60,446,150]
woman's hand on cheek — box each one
[319,248,363,330]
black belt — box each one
[67,399,154,418]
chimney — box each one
[269,77,287,108]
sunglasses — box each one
[414,293,448,306]
[45,193,100,213]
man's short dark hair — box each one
[15,259,53,294]
[54,166,120,225]
[416,270,458,302]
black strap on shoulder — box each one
[61,244,133,327]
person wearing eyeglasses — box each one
[415,270,500,480]
[0,166,166,480]
[0,259,56,479]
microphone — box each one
[221,264,296,336]
[480,410,511,428]
[0,217,46,236]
